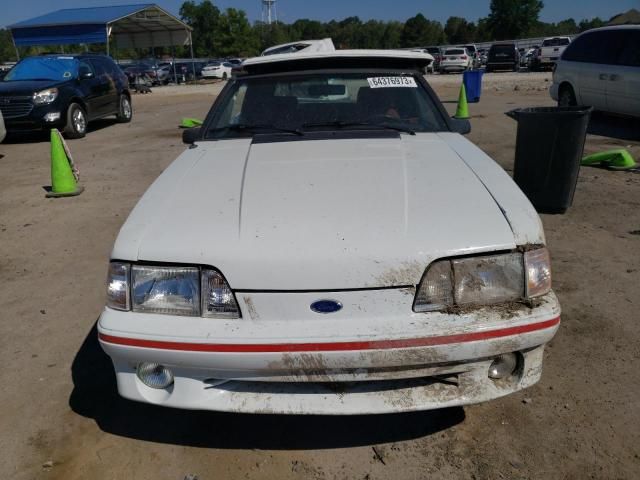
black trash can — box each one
[506,106,592,214]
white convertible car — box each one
[99,49,560,414]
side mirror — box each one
[182,127,201,144]
[79,70,94,80]
[450,117,471,134]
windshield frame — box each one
[198,68,454,142]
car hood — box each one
[113,134,529,290]
[0,79,66,96]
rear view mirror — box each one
[308,84,346,96]
[450,117,471,134]
[182,127,201,144]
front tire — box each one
[63,103,87,139]
[116,94,132,123]
[222,72,228,80]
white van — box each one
[550,26,640,117]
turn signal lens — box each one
[201,269,240,318]
[414,260,453,312]
[106,262,130,311]
[524,248,552,298]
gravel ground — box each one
[0,73,639,480]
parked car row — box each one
[117,58,243,85]
[420,37,574,74]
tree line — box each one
[0,0,610,62]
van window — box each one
[562,31,607,63]
[614,29,640,67]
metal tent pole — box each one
[11,33,20,60]
[106,26,110,56]
[172,46,177,84]
[189,31,196,85]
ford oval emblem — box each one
[310,299,343,314]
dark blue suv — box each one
[0,54,132,138]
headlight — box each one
[105,263,240,318]
[132,265,200,316]
[33,88,58,105]
[414,248,551,312]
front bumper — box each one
[3,105,66,132]
[98,290,560,414]
[440,64,467,71]
[549,83,559,101]
[202,71,223,78]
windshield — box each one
[205,72,448,140]
[542,38,570,47]
[490,45,515,55]
[4,56,79,82]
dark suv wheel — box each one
[63,103,87,139]
[116,94,133,123]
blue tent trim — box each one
[8,4,153,29]
[8,4,192,49]
[12,25,108,47]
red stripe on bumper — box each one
[99,317,560,353]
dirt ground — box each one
[1,72,639,480]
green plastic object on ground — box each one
[46,129,84,198]
[454,83,469,119]
[581,149,637,170]
[180,118,203,128]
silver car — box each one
[550,26,640,117]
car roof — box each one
[240,50,434,75]
[581,24,640,32]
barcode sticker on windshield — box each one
[367,77,417,88]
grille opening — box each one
[204,374,459,394]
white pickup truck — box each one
[532,37,571,70]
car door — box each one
[564,31,608,110]
[89,58,118,116]
[76,60,102,118]
[605,29,640,116]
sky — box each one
[2,0,639,28]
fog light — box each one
[44,112,61,122]
[488,353,518,380]
[136,362,174,389]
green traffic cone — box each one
[454,83,470,119]
[46,129,84,198]
[581,149,637,170]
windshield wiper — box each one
[208,123,304,136]
[301,120,416,135]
